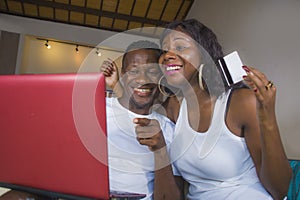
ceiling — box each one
[0,0,194,36]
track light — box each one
[96,48,101,57]
[38,38,123,55]
[45,40,51,49]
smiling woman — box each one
[139,19,292,200]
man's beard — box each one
[129,96,154,110]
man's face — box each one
[121,49,161,111]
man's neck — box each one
[117,96,152,115]
[129,106,151,115]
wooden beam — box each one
[16,0,170,26]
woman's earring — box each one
[158,76,178,97]
[198,64,204,90]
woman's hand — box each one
[242,66,276,121]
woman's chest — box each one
[173,131,252,180]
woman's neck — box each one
[182,80,209,103]
[182,83,216,132]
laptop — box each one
[0,73,146,200]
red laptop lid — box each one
[0,73,109,199]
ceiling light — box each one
[96,48,101,57]
[45,40,51,49]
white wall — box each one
[0,14,117,74]
[19,35,124,74]
[0,14,159,74]
[187,0,300,159]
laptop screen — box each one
[0,73,110,199]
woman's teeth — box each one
[166,65,181,71]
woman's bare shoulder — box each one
[226,88,258,132]
[230,88,256,109]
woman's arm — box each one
[241,66,292,200]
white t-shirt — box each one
[169,90,273,200]
[106,97,175,200]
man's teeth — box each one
[134,88,151,92]
[166,65,181,71]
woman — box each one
[135,19,292,200]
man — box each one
[101,40,175,199]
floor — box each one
[0,188,10,196]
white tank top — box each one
[169,90,273,200]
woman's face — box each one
[159,29,201,88]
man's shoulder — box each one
[105,97,121,117]
[106,97,118,109]
[105,96,115,103]
[151,111,175,128]
[151,110,170,121]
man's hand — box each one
[100,58,119,89]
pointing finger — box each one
[133,118,151,126]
